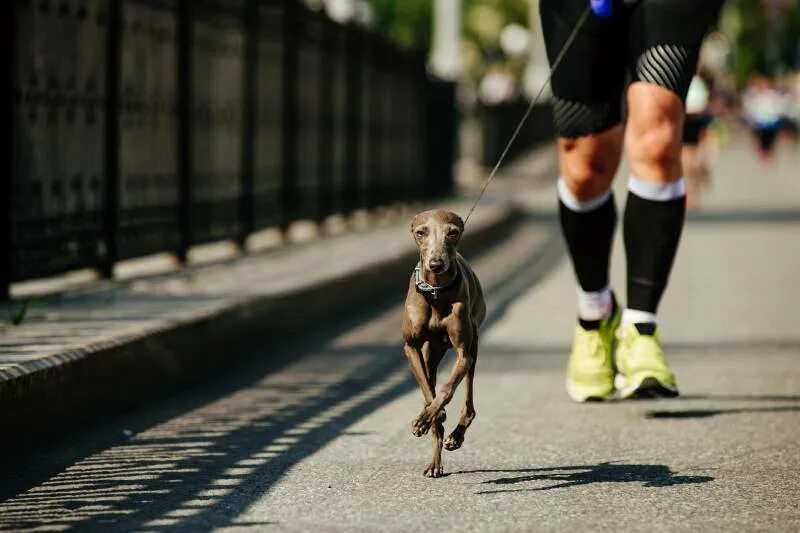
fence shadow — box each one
[0,340,416,531]
[451,462,713,494]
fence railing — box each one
[2,0,457,299]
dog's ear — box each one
[446,212,464,233]
[453,214,464,232]
[410,213,420,233]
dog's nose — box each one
[428,259,445,273]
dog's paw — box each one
[443,431,464,451]
[423,462,444,478]
[411,405,443,437]
[411,415,431,437]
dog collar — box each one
[414,262,461,300]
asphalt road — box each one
[1,136,798,532]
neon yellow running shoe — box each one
[614,324,679,399]
[565,306,621,402]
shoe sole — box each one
[566,377,613,403]
[615,374,679,400]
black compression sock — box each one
[558,184,617,293]
[624,177,686,314]
[634,322,657,335]
[579,318,601,330]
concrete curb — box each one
[0,205,524,452]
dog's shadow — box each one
[451,462,713,494]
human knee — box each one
[626,84,684,177]
[559,130,621,199]
[629,115,682,170]
[560,146,617,200]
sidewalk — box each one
[0,146,556,451]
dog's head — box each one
[410,209,464,274]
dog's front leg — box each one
[414,306,473,435]
[424,416,445,478]
[413,344,472,437]
[405,342,437,439]
[423,344,446,478]
[404,342,434,404]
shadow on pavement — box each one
[0,342,416,531]
[453,462,713,494]
[647,405,800,419]
[678,394,800,402]
[648,393,800,418]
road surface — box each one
[1,135,798,531]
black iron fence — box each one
[480,99,553,167]
[2,0,456,298]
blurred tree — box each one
[363,0,800,89]
[365,0,528,87]
[724,0,800,85]
[368,0,434,50]
[462,0,528,85]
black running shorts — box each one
[682,114,713,145]
[540,0,725,138]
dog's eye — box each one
[415,230,426,238]
[447,229,460,238]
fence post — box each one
[343,23,360,216]
[176,0,193,262]
[100,0,122,279]
[316,15,334,226]
[426,78,457,198]
[239,0,257,248]
[1,2,16,300]
[280,0,298,231]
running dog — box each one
[402,209,486,478]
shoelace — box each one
[617,329,665,370]
[577,331,604,362]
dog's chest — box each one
[427,309,452,346]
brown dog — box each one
[402,209,486,478]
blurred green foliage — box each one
[366,0,528,83]
[368,0,434,51]
[462,0,528,83]
[724,0,800,84]
[365,0,800,86]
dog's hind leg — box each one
[444,333,478,451]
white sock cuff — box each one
[621,308,657,326]
[577,286,612,321]
[627,175,685,201]
[557,177,612,213]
